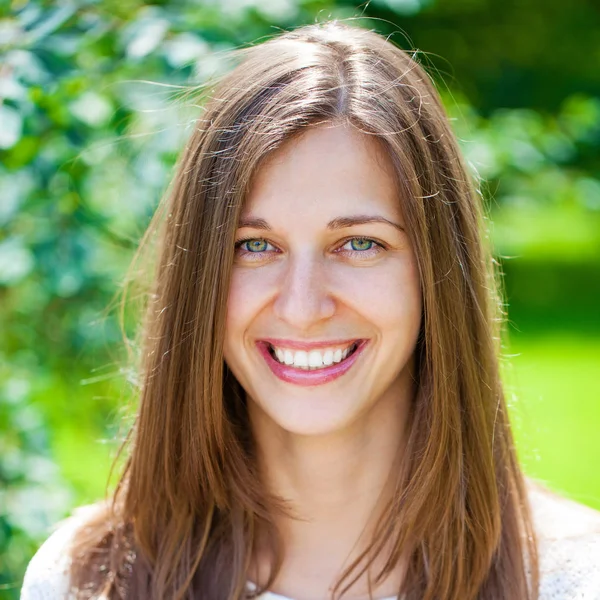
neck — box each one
[249,377,413,599]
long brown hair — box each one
[69,21,539,600]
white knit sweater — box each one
[20,483,600,599]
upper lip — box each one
[259,338,363,351]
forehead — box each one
[242,124,404,224]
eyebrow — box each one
[237,215,405,232]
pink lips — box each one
[256,340,368,387]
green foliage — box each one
[1,1,599,597]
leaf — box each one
[0,238,35,285]
[69,92,113,128]
[0,104,23,149]
[125,15,170,60]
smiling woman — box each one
[21,20,600,600]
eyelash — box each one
[233,236,387,261]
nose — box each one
[272,252,336,331]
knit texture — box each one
[20,484,600,600]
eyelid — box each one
[335,236,387,252]
[234,236,271,248]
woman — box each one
[21,21,600,600]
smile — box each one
[256,339,368,386]
[269,341,358,370]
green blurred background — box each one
[1,0,599,597]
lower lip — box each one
[256,341,368,387]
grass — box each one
[505,333,600,509]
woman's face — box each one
[223,124,422,436]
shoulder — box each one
[527,479,600,599]
[21,504,105,600]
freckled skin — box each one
[223,124,422,438]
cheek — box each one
[331,258,422,331]
[224,268,279,344]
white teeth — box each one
[308,350,323,368]
[284,350,294,365]
[269,342,358,370]
[293,351,308,368]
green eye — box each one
[339,237,385,258]
[244,239,268,252]
[349,238,374,251]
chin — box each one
[247,390,372,438]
